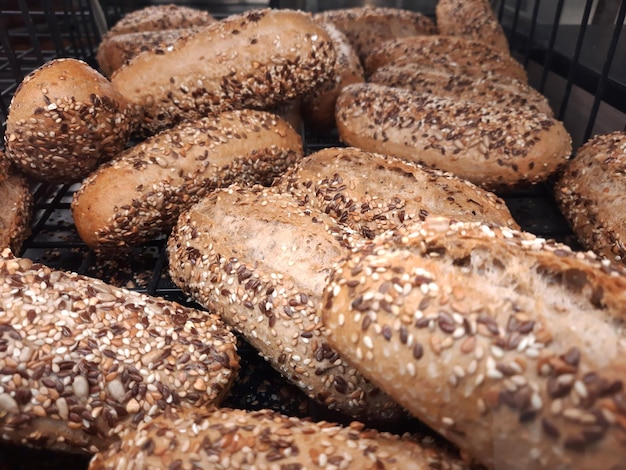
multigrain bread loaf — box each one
[273,147,519,238]
[363,35,527,82]
[369,63,553,117]
[72,109,302,252]
[111,8,336,136]
[335,83,572,190]
[555,131,626,265]
[322,216,626,470]
[0,168,32,254]
[167,185,405,424]
[4,58,133,183]
[0,249,239,454]
[89,407,470,470]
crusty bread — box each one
[335,83,572,190]
[369,63,553,117]
[167,185,405,424]
[315,6,436,64]
[71,109,302,252]
[555,131,626,265]
[89,407,470,470]
[322,216,626,469]
[0,167,32,254]
[111,8,336,136]
[4,58,134,183]
[106,4,215,36]
[273,147,519,238]
[0,149,10,183]
[0,249,239,454]
[364,35,527,82]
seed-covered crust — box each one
[4,58,134,183]
[111,8,337,136]
[322,216,626,469]
[364,35,527,82]
[436,0,510,53]
[167,185,405,424]
[71,109,303,252]
[0,150,10,184]
[335,83,571,191]
[89,407,470,470]
[0,170,32,254]
[555,131,626,265]
[0,249,239,454]
[315,6,436,64]
[107,4,216,36]
[273,147,519,238]
[370,63,553,117]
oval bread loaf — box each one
[71,109,303,252]
[0,167,33,254]
[0,249,239,454]
[555,131,626,265]
[273,147,519,238]
[106,4,216,36]
[111,8,337,136]
[322,216,626,470]
[167,185,405,424]
[89,407,470,470]
[4,58,134,183]
[335,83,572,190]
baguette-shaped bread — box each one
[89,407,470,470]
[71,109,302,252]
[0,169,32,254]
[555,131,626,265]
[322,217,626,469]
[335,83,572,190]
[364,35,527,82]
[111,8,336,135]
[167,185,405,424]
[0,249,239,454]
[314,6,436,64]
[369,63,553,117]
[273,147,519,238]
[107,4,216,36]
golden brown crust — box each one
[107,4,215,36]
[322,216,626,470]
[71,109,303,252]
[555,131,626,264]
[335,83,572,191]
[0,250,239,454]
[0,170,32,254]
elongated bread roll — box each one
[0,249,239,454]
[167,185,405,424]
[111,8,336,135]
[335,83,572,190]
[106,4,216,36]
[273,147,519,238]
[322,216,626,469]
[71,109,302,252]
[555,131,626,265]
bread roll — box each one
[555,131,626,265]
[106,4,215,36]
[0,149,10,183]
[0,151,32,253]
[4,58,134,183]
[314,7,436,64]
[364,35,527,82]
[111,8,336,136]
[322,216,626,469]
[167,185,405,424]
[273,147,519,238]
[335,83,572,190]
[0,249,239,454]
[71,109,302,252]
[89,407,470,470]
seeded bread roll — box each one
[335,83,572,190]
[72,109,302,252]
[555,131,626,265]
[107,4,216,36]
[364,35,527,82]
[167,185,405,424]
[369,63,553,117]
[322,216,626,470]
[4,58,134,183]
[0,149,10,183]
[89,407,470,470]
[314,7,436,64]
[273,147,519,238]
[0,168,33,254]
[0,249,239,454]
[436,0,510,53]
[111,8,336,136]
